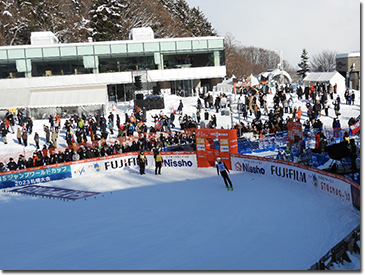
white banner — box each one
[71,152,197,179]
[231,154,355,205]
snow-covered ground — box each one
[0,166,360,270]
[0,86,361,270]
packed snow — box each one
[0,84,361,270]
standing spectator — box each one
[116,114,121,129]
[34,132,40,150]
[137,151,146,175]
[17,154,27,170]
[16,127,22,145]
[177,100,183,115]
[349,139,358,171]
[22,129,28,146]
[350,91,355,105]
[44,125,50,144]
[7,158,17,171]
[170,111,175,128]
[51,130,58,148]
[296,107,302,121]
[27,117,33,134]
[324,100,329,116]
[49,115,54,130]
[154,149,163,175]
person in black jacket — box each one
[7,158,18,171]
[137,151,146,175]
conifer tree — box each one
[297,48,310,80]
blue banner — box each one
[0,165,72,189]
[9,185,99,201]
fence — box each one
[309,225,360,270]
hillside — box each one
[0,0,216,45]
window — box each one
[94,45,111,55]
[77,45,94,55]
[43,47,60,58]
[8,49,25,59]
[160,41,176,52]
[144,42,159,52]
[127,43,144,53]
[60,46,77,57]
[25,48,43,58]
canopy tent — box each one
[257,68,292,87]
[2,88,31,110]
[215,77,233,94]
[249,74,260,86]
[303,71,346,93]
[29,85,108,108]
[0,85,108,119]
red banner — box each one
[195,129,238,169]
[287,121,303,144]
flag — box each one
[350,119,360,134]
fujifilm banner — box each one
[71,152,197,179]
[231,154,354,205]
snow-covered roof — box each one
[336,52,360,59]
[129,27,154,40]
[30,31,59,45]
[303,71,344,82]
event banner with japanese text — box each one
[0,165,72,189]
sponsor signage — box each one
[11,185,99,200]
[71,152,197,178]
[0,165,72,189]
[231,154,357,205]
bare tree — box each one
[310,50,338,72]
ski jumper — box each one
[216,161,233,189]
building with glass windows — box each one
[0,29,226,117]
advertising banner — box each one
[71,151,197,179]
[195,129,238,169]
[10,185,99,201]
[231,154,358,205]
[0,165,72,189]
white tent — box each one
[215,77,233,94]
[249,74,260,86]
[303,71,346,93]
[0,85,108,118]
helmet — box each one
[216,157,221,162]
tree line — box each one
[0,0,337,81]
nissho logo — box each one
[242,162,265,174]
[163,159,193,167]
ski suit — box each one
[216,161,233,189]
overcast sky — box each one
[185,0,360,69]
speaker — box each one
[153,86,160,95]
[134,76,142,90]
[135,94,144,100]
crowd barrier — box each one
[0,151,197,189]
[230,154,360,210]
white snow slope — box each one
[0,166,360,270]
